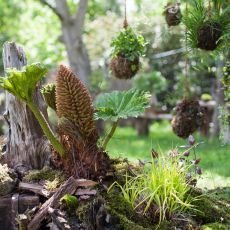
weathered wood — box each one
[48,207,71,230]
[11,193,19,230]
[28,177,77,230]
[0,196,13,230]
[2,42,50,169]
[18,182,50,198]
[18,194,40,213]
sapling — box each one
[95,88,151,149]
[0,63,65,156]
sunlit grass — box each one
[107,121,230,188]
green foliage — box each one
[183,0,230,50]
[134,71,167,93]
[0,63,65,156]
[95,88,151,122]
[110,27,146,61]
[109,157,200,224]
[60,194,78,210]
[0,63,47,102]
[201,93,212,101]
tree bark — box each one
[2,42,50,169]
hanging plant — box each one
[109,0,146,79]
[163,2,182,27]
[183,0,230,51]
[110,27,146,79]
[171,99,204,138]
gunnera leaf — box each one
[56,65,96,138]
[95,88,151,122]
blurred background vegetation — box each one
[0,0,229,188]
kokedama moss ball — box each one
[171,99,204,138]
[110,54,140,79]
[164,3,182,27]
[197,21,222,51]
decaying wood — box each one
[48,207,71,230]
[2,42,50,169]
[11,193,19,230]
[18,182,50,198]
[28,177,77,230]
[18,194,40,213]
[0,196,13,230]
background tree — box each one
[38,0,90,85]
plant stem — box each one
[27,101,65,157]
[102,120,118,150]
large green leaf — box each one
[0,63,47,102]
[95,88,151,122]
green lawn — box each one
[106,121,230,189]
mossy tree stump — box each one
[2,42,50,169]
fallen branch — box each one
[28,177,77,230]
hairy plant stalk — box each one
[27,101,65,156]
[102,120,118,149]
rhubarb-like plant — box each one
[95,88,151,149]
[0,63,65,156]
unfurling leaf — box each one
[0,63,47,102]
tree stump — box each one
[2,42,50,169]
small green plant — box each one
[109,155,200,224]
[95,88,150,149]
[201,93,212,102]
[60,194,78,211]
[110,27,146,79]
[110,27,146,61]
[183,0,230,51]
[0,64,65,156]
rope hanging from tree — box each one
[123,0,128,29]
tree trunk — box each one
[39,0,91,86]
[61,22,91,85]
[2,42,50,169]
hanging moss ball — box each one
[110,54,140,79]
[164,3,182,27]
[197,21,222,51]
[171,99,204,138]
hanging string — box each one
[184,1,190,99]
[208,0,211,19]
[123,0,128,29]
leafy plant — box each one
[109,155,200,224]
[0,64,65,156]
[183,0,230,51]
[95,88,151,149]
[60,194,78,211]
[110,27,146,61]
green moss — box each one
[189,189,230,224]
[23,166,65,182]
[105,188,155,228]
[201,223,230,230]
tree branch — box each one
[74,0,88,37]
[39,0,63,19]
